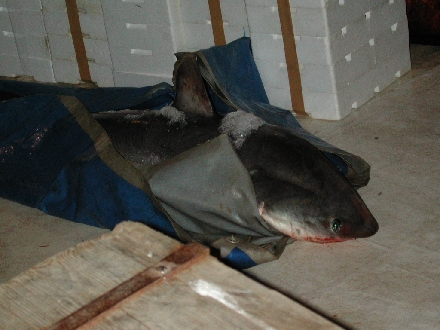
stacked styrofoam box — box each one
[219,0,250,43]
[100,0,176,87]
[0,0,411,120]
[41,0,81,84]
[245,0,411,119]
[0,0,56,82]
[177,0,215,52]
[77,0,114,87]
[0,1,23,77]
[173,0,249,52]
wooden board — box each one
[0,222,341,329]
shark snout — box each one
[356,214,379,238]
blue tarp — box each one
[0,37,370,268]
[0,94,176,236]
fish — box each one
[94,52,378,243]
[232,118,379,242]
[93,107,379,243]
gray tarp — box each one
[137,134,291,264]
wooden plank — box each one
[78,249,342,330]
[208,0,227,46]
[0,222,181,329]
[65,0,92,83]
[277,0,308,116]
[47,243,209,330]
[0,222,341,329]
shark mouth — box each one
[258,202,349,243]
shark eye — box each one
[331,219,342,233]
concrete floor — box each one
[1,44,439,329]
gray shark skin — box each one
[235,124,378,242]
[94,109,378,243]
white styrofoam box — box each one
[302,85,369,120]
[369,45,410,94]
[302,49,409,119]
[262,48,395,120]
[83,38,112,65]
[101,0,171,26]
[22,9,46,36]
[0,8,12,31]
[110,45,176,76]
[368,0,407,38]
[335,41,376,89]
[104,20,174,50]
[291,7,328,37]
[364,58,394,94]
[180,22,214,51]
[220,0,250,43]
[42,9,70,36]
[300,64,337,94]
[302,90,340,119]
[374,18,409,65]
[13,33,28,56]
[254,59,289,89]
[179,0,211,24]
[323,1,371,36]
[79,13,108,40]
[113,71,173,88]
[168,21,186,53]
[25,35,50,58]
[288,0,326,7]
[8,9,25,35]
[244,0,277,6]
[247,2,371,38]
[303,92,340,120]
[337,71,376,116]
[0,30,18,55]
[21,57,54,82]
[19,0,42,11]
[105,22,175,75]
[4,0,20,10]
[76,0,103,15]
[40,0,66,12]
[327,13,371,61]
[88,62,114,87]
[303,42,375,94]
[47,34,76,60]
[295,36,332,65]
[245,0,411,119]
[251,28,369,65]
[291,6,341,38]
[167,0,186,53]
[369,0,389,8]
[384,46,411,80]
[264,86,293,111]
[220,0,249,28]
[246,5,281,34]
[0,55,22,76]
[250,33,285,62]
[166,0,183,26]
[51,58,81,84]
[246,0,330,7]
